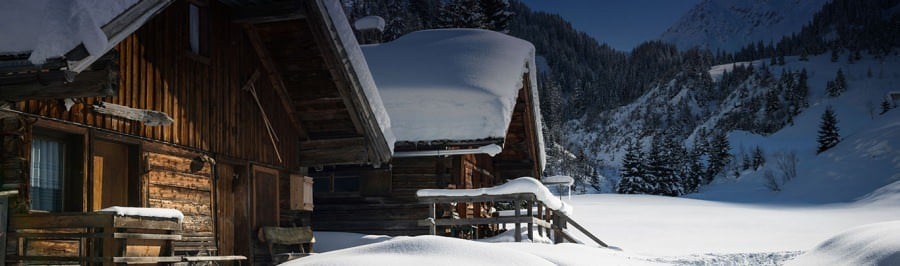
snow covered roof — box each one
[0,0,172,71]
[361,28,545,167]
[354,16,385,32]
[321,0,396,153]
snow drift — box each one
[787,221,900,266]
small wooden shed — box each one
[311,29,546,237]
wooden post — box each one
[428,203,436,235]
[536,203,543,237]
[102,226,116,266]
[513,200,521,242]
[552,211,563,244]
[526,200,533,242]
[0,197,7,264]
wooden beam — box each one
[0,68,117,101]
[299,137,364,149]
[92,102,173,126]
[233,1,306,24]
[243,24,309,140]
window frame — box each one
[187,0,210,60]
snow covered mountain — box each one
[660,0,828,52]
[567,51,900,198]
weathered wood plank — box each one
[0,68,117,101]
[148,170,212,191]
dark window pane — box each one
[332,176,359,192]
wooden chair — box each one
[258,226,316,263]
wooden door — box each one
[252,166,279,229]
[91,140,131,210]
[223,164,252,263]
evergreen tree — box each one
[828,69,848,97]
[796,69,810,109]
[644,136,682,196]
[830,49,839,62]
[752,146,765,170]
[617,142,646,194]
[882,99,893,114]
[799,49,809,61]
[706,132,732,183]
[683,148,705,193]
[479,0,512,32]
[826,81,838,97]
[817,106,841,154]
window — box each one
[188,2,209,56]
[30,137,66,212]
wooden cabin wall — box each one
[13,0,299,170]
[495,81,541,180]
[310,157,454,236]
[456,154,495,219]
[311,153,501,236]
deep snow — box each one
[360,28,546,169]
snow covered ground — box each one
[285,51,900,265]
[291,192,899,265]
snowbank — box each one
[361,28,544,168]
[353,16,385,32]
[97,206,184,221]
[417,177,572,214]
[0,0,137,64]
[285,235,657,266]
[786,221,900,266]
[313,231,393,253]
[322,0,396,151]
[475,227,552,244]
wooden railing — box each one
[6,212,246,265]
[417,192,608,247]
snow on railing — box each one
[417,177,572,215]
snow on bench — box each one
[98,206,185,222]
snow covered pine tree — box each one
[817,106,841,154]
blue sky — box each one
[519,0,701,51]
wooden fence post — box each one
[428,203,436,235]
[526,200,533,242]
[513,200,521,242]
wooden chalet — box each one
[0,0,392,264]
[311,29,546,237]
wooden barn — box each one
[0,0,392,264]
[311,29,546,237]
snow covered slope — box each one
[569,51,900,200]
[660,0,828,52]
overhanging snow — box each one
[361,29,545,169]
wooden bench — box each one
[258,226,315,264]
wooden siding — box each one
[14,0,300,170]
